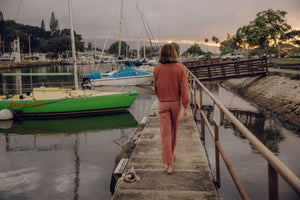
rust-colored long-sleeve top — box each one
[153,63,189,108]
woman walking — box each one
[153,43,189,175]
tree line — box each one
[0,11,84,55]
[183,9,299,57]
[1,9,299,58]
[105,9,300,58]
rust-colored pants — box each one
[158,100,181,164]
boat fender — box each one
[0,109,14,120]
[134,70,138,76]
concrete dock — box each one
[112,100,219,200]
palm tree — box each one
[212,36,220,53]
[204,38,209,52]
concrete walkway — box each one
[112,100,219,200]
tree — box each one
[41,19,45,31]
[108,41,129,57]
[286,30,300,46]
[170,42,180,56]
[212,36,219,44]
[61,28,70,36]
[0,11,4,22]
[204,38,209,51]
[212,36,219,52]
[183,43,204,56]
[87,42,93,51]
[235,9,291,52]
[50,12,60,36]
[139,46,156,58]
[0,18,84,54]
[220,34,239,55]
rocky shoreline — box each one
[222,74,300,133]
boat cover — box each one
[88,72,101,80]
[107,67,152,78]
[88,67,152,80]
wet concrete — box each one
[111,100,218,200]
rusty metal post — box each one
[193,80,197,120]
[268,163,279,200]
[189,79,193,106]
[215,123,221,187]
[264,58,268,73]
[200,87,205,141]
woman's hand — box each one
[183,108,188,121]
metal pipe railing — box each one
[185,67,300,200]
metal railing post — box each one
[193,80,197,120]
[200,87,205,141]
[268,163,279,200]
[189,79,193,106]
[215,122,221,187]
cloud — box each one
[1,0,299,50]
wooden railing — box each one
[186,67,300,200]
[183,58,268,81]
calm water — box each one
[200,82,300,200]
[0,63,156,200]
[0,64,299,199]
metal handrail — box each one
[185,67,300,200]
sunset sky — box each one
[1,0,299,51]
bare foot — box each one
[166,164,173,175]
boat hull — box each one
[0,92,139,118]
[90,74,153,86]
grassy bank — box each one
[268,62,300,67]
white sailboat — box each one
[88,66,153,86]
[85,1,153,87]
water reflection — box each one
[198,82,300,200]
[1,113,138,152]
[0,63,156,199]
[0,113,139,200]
[202,105,285,154]
[74,134,80,200]
[0,113,137,135]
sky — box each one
[1,0,300,52]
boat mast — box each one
[136,4,140,60]
[118,0,123,58]
[68,0,78,89]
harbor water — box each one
[0,64,299,199]
[200,82,300,200]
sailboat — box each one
[0,0,139,119]
[86,66,153,86]
[84,1,154,87]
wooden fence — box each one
[182,58,268,81]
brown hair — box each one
[159,43,178,64]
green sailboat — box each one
[0,0,139,119]
[0,87,139,118]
